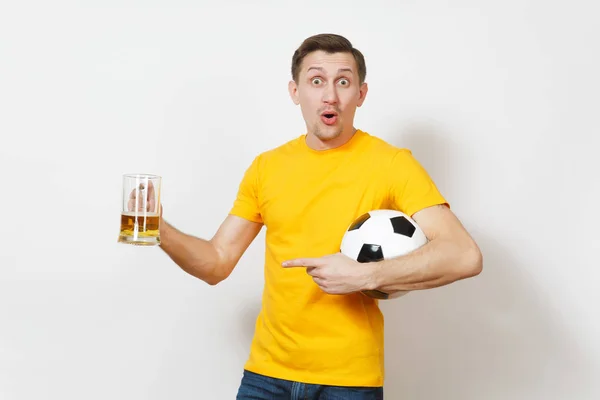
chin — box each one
[313,124,343,141]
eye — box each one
[338,78,349,86]
[311,77,323,85]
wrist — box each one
[159,218,172,245]
[363,261,383,291]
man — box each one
[157,33,482,399]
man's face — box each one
[289,50,368,142]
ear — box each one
[357,82,368,107]
[288,80,300,105]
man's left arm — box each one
[367,204,483,293]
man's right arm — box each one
[158,214,263,285]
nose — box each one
[322,82,338,105]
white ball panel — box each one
[380,228,428,259]
[340,228,364,260]
[356,215,394,245]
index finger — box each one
[282,258,322,268]
[128,181,157,212]
[129,181,155,198]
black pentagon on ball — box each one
[348,212,370,231]
[390,216,416,237]
[356,243,384,263]
[361,289,391,299]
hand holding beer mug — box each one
[118,174,162,246]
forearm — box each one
[369,237,482,292]
[158,220,226,285]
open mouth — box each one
[321,111,338,125]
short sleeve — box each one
[388,149,449,217]
[229,156,263,224]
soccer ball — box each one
[340,209,428,299]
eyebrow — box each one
[307,66,354,74]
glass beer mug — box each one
[118,173,162,246]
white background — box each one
[1,1,599,399]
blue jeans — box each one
[236,370,384,400]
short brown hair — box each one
[291,33,367,84]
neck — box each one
[305,127,357,151]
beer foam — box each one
[122,211,159,217]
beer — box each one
[118,212,160,246]
[118,173,162,246]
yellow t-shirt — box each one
[229,129,447,387]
